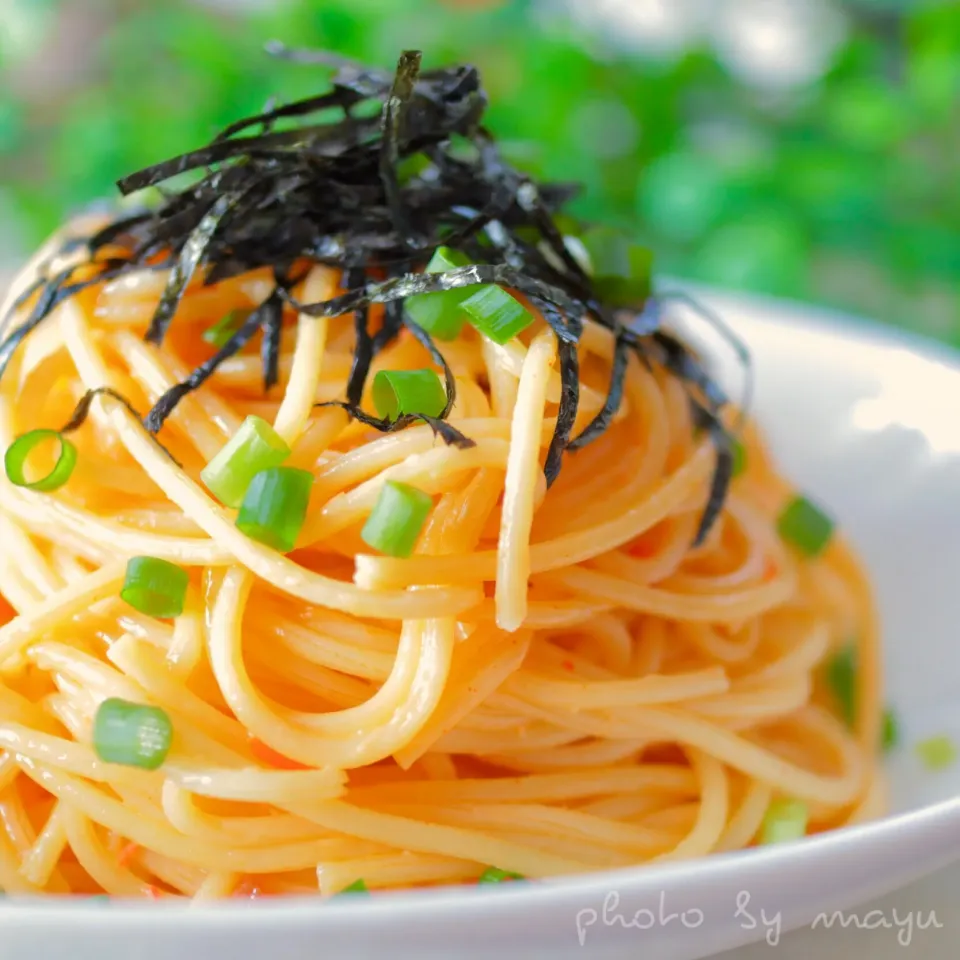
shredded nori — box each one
[0,44,751,544]
[59,387,145,435]
[57,387,181,466]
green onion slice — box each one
[580,226,653,306]
[731,438,747,478]
[338,878,369,894]
[371,369,447,422]
[361,481,433,558]
[461,284,534,345]
[760,798,808,845]
[200,416,291,508]
[405,246,474,340]
[121,556,190,618]
[203,309,247,347]
[235,466,313,553]
[4,429,78,491]
[777,494,834,557]
[477,867,524,884]
[93,698,173,771]
[916,735,956,771]
[825,643,857,728]
[881,708,899,752]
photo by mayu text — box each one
[575,891,944,948]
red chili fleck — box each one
[562,659,575,672]
[116,842,140,868]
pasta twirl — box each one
[0,257,881,898]
[0,43,883,900]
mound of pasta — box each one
[0,46,883,900]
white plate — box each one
[3,288,960,960]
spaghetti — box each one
[0,46,883,900]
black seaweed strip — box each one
[402,316,457,419]
[145,189,247,345]
[379,51,422,246]
[417,414,475,448]
[265,42,481,106]
[656,290,753,429]
[260,295,283,392]
[284,265,586,340]
[0,269,74,378]
[0,274,47,339]
[60,387,145,433]
[0,261,130,379]
[260,95,279,133]
[433,135,520,252]
[652,330,728,411]
[313,399,408,432]
[0,45,740,514]
[264,42,394,96]
[203,257,251,287]
[86,212,154,252]
[144,291,278,432]
[346,302,372,405]
[534,292,581,344]
[313,400,474,449]
[689,399,734,546]
[60,387,182,466]
[525,191,591,290]
[544,338,579,487]
[568,331,630,451]
[371,299,404,354]
[344,267,373,406]
[213,90,365,143]
[117,122,380,195]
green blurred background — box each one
[1,0,958,341]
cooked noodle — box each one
[0,254,882,898]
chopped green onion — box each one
[361,481,433,558]
[825,643,857,728]
[825,645,896,754]
[760,798,808,845]
[777,494,834,557]
[580,226,653,306]
[427,246,471,272]
[397,153,432,184]
[916,735,957,771]
[338,878,369,894]
[202,310,247,347]
[93,698,173,771]
[404,246,473,340]
[731,438,747,478]
[372,369,447,421]
[4,429,77,491]
[200,416,291,508]
[881,709,899,752]
[461,284,534,345]
[478,867,524,883]
[235,466,313,553]
[120,557,190,618]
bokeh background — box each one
[1,0,958,341]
